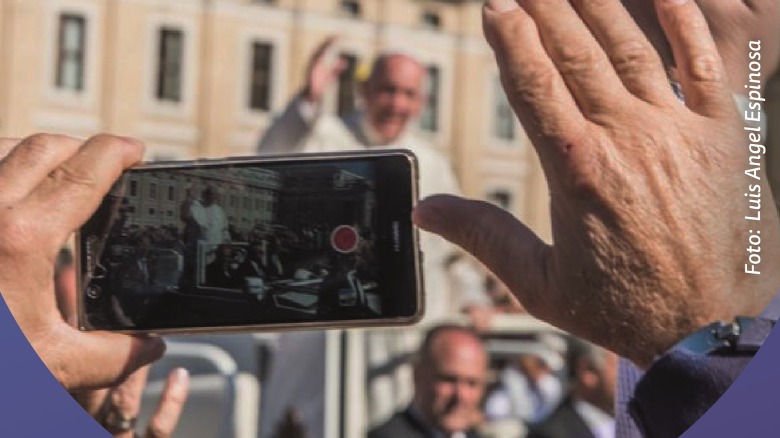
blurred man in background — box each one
[258,36,490,323]
[368,325,488,438]
[257,37,494,428]
[527,339,618,438]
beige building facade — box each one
[1,0,779,240]
[0,0,554,241]
[2,1,780,436]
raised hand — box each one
[302,36,347,104]
[414,0,780,368]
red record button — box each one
[331,225,359,254]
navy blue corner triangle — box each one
[1,284,779,436]
[682,318,780,437]
[0,291,108,436]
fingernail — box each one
[485,0,519,13]
[412,196,449,232]
[173,368,189,383]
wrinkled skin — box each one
[622,0,780,88]
[0,134,165,390]
[73,366,189,438]
[414,0,780,368]
[56,257,188,437]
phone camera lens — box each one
[86,284,102,299]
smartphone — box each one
[77,150,423,333]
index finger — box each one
[0,138,19,160]
[0,134,85,206]
[20,134,144,243]
[146,368,190,438]
[482,1,588,157]
[311,35,340,65]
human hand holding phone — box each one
[0,134,165,391]
[79,150,423,333]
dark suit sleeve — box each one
[526,398,594,438]
[257,96,312,154]
[525,429,550,438]
[366,428,385,438]
[629,349,754,438]
[367,412,426,438]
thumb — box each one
[56,329,166,391]
[413,194,553,313]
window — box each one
[156,28,184,102]
[249,42,274,111]
[422,11,441,30]
[337,53,358,118]
[494,77,515,140]
[340,0,361,17]
[488,190,512,210]
[56,14,87,91]
[419,66,440,132]
[167,186,176,201]
[129,180,138,197]
[149,183,158,199]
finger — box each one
[21,134,144,243]
[0,134,83,205]
[518,0,625,116]
[413,195,554,316]
[71,388,110,418]
[571,0,675,105]
[107,366,151,438]
[55,327,165,391]
[331,56,348,78]
[0,138,20,160]
[146,368,190,438]
[311,35,339,63]
[482,1,589,154]
[654,0,734,117]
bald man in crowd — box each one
[369,325,489,438]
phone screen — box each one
[78,150,422,332]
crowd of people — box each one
[0,0,778,436]
[367,325,619,438]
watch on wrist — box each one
[672,317,766,356]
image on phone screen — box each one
[79,152,422,332]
